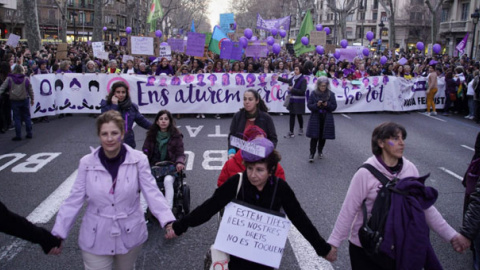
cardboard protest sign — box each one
[56,43,68,60]
[6,34,20,47]
[220,41,243,61]
[159,45,172,60]
[122,54,134,63]
[324,44,336,54]
[167,38,185,52]
[119,37,128,47]
[130,36,154,56]
[220,13,235,34]
[92,41,105,58]
[310,31,326,46]
[213,201,291,268]
[95,51,109,60]
[186,32,206,57]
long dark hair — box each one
[243,89,269,112]
[145,110,180,141]
[106,81,130,104]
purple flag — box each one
[256,14,291,31]
[456,33,469,54]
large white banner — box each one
[30,73,445,118]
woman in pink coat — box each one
[51,110,176,269]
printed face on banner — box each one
[30,73,444,118]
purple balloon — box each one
[155,30,162,38]
[160,42,168,46]
[340,39,348,48]
[126,27,132,34]
[324,27,331,35]
[433,43,441,54]
[267,36,275,46]
[366,31,374,41]
[279,29,287,38]
[239,36,248,48]
[416,41,424,51]
[301,36,309,46]
[103,26,107,31]
[316,45,324,55]
[333,50,341,59]
[362,48,370,57]
[271,28,278,36]
[244,28,253,39]
[316,24,323,31]
[380,56,388,65]
[272,43,281,54]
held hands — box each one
[176,163,185,172]
[48,238,63,255]
[451,233,471,253]
[164,223,177,239]
[324,245,337,262]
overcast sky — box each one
[208,0,230,28]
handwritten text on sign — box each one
[213,202,291,268]
[131,36,154,55]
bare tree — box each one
[168,0,211,33]
[22,0,41,52]
[379,0,396,50]
[51,0,68,42]
[326,0,359,41]
[229,0,285,31]
[425,0,446,44]
[92,0,110,42]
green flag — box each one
[294,10,315,56]
[147,0,163,31]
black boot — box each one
[309,153,314,163]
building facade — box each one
[438,0,479,59]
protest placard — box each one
[119,37,128,47]
[130,36,154,56]
[6,34,20,47]
[186,33,206,57]
[56,43,68,60]
[213,201,291,268]
[230,137,266,157]
[324,44,336,54]
[159,45,172,60]
[95,51,109,60]
[285,44,295,55]
[245,44,268,58]
[310,31,326,46]
[122,54,134,63]
[92,41,105,58]
[167,38,185,52]
[220,13,235,34]
[220,41,243,61]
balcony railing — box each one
[439,21,468,33]
[67,2,95,10]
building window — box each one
[357,11,365,20]
[461,2,470,21]
[327,13,334,21]
[346,14,353,21]
[347,27,353,38]
[373,0,378,9]
[441,8,448,22]
[410,12,423,21]
[373,12,378,20]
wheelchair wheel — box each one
[182,185,191,214]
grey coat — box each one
[278,75,306,114]
[306,90,337,139]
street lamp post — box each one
[471,9,479,59]
[378,21,385,52]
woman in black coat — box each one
[306,76,337,161]
[278,64,306,138]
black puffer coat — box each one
[278,75,306,114]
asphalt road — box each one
[0,111,478,270]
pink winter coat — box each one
[52,144,175,255]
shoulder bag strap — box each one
[235,173,242,199]
[358,163,390,226]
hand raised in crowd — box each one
[324,245,337,262]
[451,233,471,253]
[164,223,177,240]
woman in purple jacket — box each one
[51,110,175,269]
[142,110,186,208]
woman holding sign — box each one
[169,137,336,269]
[278,64,306,138]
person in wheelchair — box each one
[142,110,186,209]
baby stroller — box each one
[146,161,190,220]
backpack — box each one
[463,157,480,198]
[357,164,406,269]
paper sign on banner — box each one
[6,34,20,47]
[220,13,235,34]
[186,33,206,57]
[130,36,154,55]
[213,201,291,268]
[310,31,326,46]
[167,39,185,52]
[122,54,134,63]
[220,41,243,61]
[159,46,172,60]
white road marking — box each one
[461,145,475,151]
[0,170,77,262]
[341,114,351,119]
[438,167,463,181]
[207,125,228,137]
[288,225,333,270]
[417,112,446,122]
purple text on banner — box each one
[256,14,291,31]
[186,33,206,57]
[220,41,243,61]
[167,38,185,53]
[245,44,268,58]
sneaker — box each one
[196,114,200,119]
[201,114,205,119]
[431,111,437,116]
[424,112,431,116]
[284,131,294,138]
[309,154,314,163]
[318,153,324,159]
[298,128,304,136]
[469,115,475,120]
[465,115,471,119]
[12,137,21,141]
[215,114,221,119]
